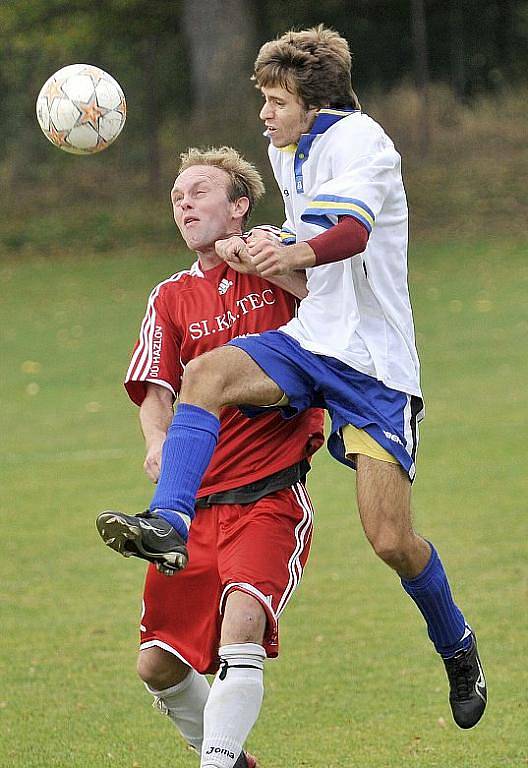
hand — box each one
[144,439,164,483]
[215,236,256,274]
[247,236,315,277]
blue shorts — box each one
[229,330,424,481]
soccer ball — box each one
[36,64,126,155]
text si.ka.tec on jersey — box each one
[125,258,324,497]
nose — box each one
[259,101,273,121]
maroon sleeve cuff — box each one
[307,216,369,266]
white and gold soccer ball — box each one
[36,64,126,155]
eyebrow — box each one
[171,179,213,195]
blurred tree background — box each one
[1,0,527,254]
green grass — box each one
[1,239,527,767]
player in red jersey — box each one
[97,147,324,768]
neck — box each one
[195,228,244,271]
[196,246,222,270]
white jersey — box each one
[269,109,421,397]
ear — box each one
[305,105,320,129]
[233,196,250,221]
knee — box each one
[181,355,226,396]
[183,354,211,384]
[365,527,412,571]
[137,647,190,691]
[221,591,267,646]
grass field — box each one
[1,237,527,767]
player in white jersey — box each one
[103,26,487,736]
[267,108,420,402]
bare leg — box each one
[354,453,487,727]
[137,647,209,754]
[355,454,430,578]
[179,345,284,416]
[201,591,266,768]
[137,646,190,689]
[220,590,267,646]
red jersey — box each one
[125,258,324,497]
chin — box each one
[182,235,196,249]
[274,135,296,149]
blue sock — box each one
[149,403,220,541]
[401,542,472,658]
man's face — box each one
[171,165,243,252]
[259,85,317,147]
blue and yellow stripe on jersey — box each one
[301,194,375,233]
[280,226,296,245]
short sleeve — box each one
[279,215,296,245]
[124,283,183,406]
[302,124,400,234]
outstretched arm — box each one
[139,383,174,482]
[246,217,369,278]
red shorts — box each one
[139,482,314,674]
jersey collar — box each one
[308,107,359,136]
[269,108,359,153]
[292,108,359,193]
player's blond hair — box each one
[253,24,360,110]
[178,146,265,227]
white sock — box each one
[201,643,266,768]
[147,668,210,754]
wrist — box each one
[144,430,166,449]
[289,242,316,269]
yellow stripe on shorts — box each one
[342,424,398,464]
[259,391,290,408]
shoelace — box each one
[447,653,474,700]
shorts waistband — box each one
[195,459,310,508]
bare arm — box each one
[139,383,174,482]
[262,266,308,299]
[215,232,309,299]
[246,238,316,278]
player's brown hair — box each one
[178,146,265,227]
[253,24,360,110]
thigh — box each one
[355,453,412,536]
[181,344,284,409]
[217,483,314,658]
[355,454,431,576]
[140,509,223,675]
[228,331,320,415]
